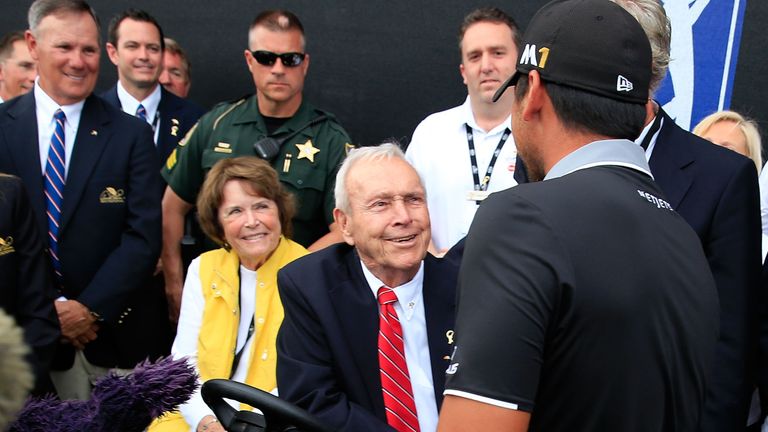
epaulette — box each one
[212,94,251,130]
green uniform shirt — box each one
[163,95,352,247]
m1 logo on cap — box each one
[616,75,633,92]
[520,44,550,69]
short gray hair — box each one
[334,142,419,214]
[28,0,99,36]
[611,0,671,95]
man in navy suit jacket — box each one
[101,9,204,173]
[615,2,760,429]
[277,144,458,432]
[0,0,165,400]
[100,9,205,325]
[0,174,60,396]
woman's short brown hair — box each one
[196,157,295,247]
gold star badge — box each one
[296,139,320,163]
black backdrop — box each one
[2,1,766,149]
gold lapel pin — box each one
[90,130,98,136]
[446,330,454,345]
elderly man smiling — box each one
[277,143,458,432]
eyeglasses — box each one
[250,50,306,67]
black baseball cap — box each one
[493,0,652,104]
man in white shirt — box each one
[101,8,203,165]
[406,8,520,255]
[277,144,458,431]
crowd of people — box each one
[0,0,766,431]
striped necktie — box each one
[44,109,66,282]
[136,103,147,121]
[377,286,420,432]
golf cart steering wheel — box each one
[201,379,335,432]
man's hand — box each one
[164,278,183,324]
[55,300,98,349]
[154,257,163,276]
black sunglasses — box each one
[250,50,306,67]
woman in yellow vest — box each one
[150,157,307,432]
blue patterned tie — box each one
[136,103,147,121]
[44,109,66,282]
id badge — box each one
[466,190,491,202]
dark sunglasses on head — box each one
[250,50,306,67]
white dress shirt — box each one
[406,96,518,252]
[116,81,161,144]
[634,113,664,161]
[34,79,84,176]
[361,261,438,432]
[761,168,768,235]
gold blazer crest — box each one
[0,236,15,256]
[99,187,125,203]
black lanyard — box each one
[231,315,255,376]
[231,269,256,376]
[465,123,511,192]
[639,113,662,150]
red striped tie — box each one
[377,286,420,432]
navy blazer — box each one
[277,243,458,431]
[649,107,761,431]
[0,175,60,394]
[0,92,168,369]
[100,85,204,170]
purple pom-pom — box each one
[8,356,198,432]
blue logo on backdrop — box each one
[655,0,747,131]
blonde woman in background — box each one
[696,110,767,431]
[693,110,762,173]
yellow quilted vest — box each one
[149,237,307,431]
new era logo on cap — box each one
[617,75,633,92]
